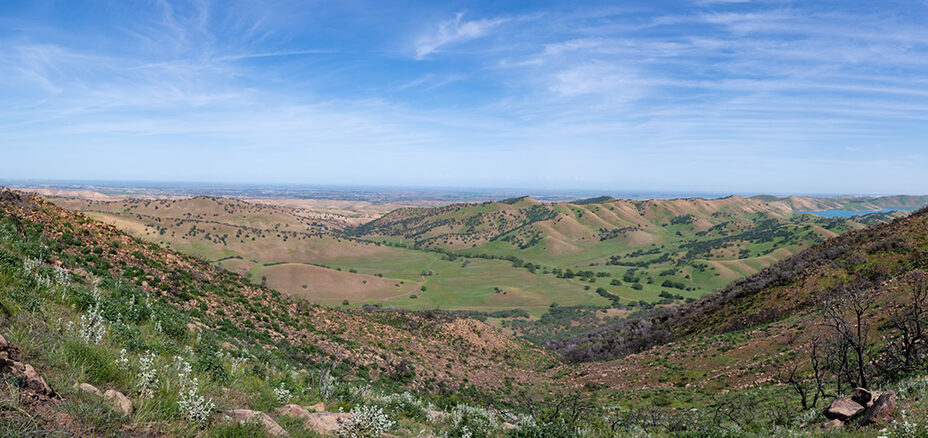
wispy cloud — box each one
[2,1,928,192]
[415,12,509,59]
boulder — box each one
[857,391,897,427]
[501,422,518,430]
[225,409,288,437]
[276,404,311,420]
[304,412,352,435]
[103,389,134,416]
[306,402,325,413]
[823,398,865,421]
[76,383,102,397]
[820,419,843,430]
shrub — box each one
[335,405,394,438]
[445,404,498,438]
[178,377,214,427]
[79,303,107,344]
[370,392,427,420]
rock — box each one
[304,412,352,435]
[501,422,518,430]
[852,388,874,406]
[823,398,865,421]
[225,409,288,437]
[0,334,8,350]
[857,391,897,427]
[298,369,309,375]
[276,404,311,419]
[76,383,102,396]
[306,402,325,413]
[20,363,55,396]
[220,342,235,350]
[821,419,843,430]
[103,389,134,416]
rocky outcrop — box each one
[0,334,55,397]
[819,388,898,429]
[857,391,897,427]
[823,398,865,421]
[225,409,289,437]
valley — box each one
[47,191,916,344]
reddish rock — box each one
[857,391,897,427]
[76,383,102,396]
[821,419,843,430]
[225,409,288,437]
[103,389,133,416]
[823,398,865,421]
[275,404,310,419]
[304,412,352,435]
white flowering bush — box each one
[174,355,194,389]
[336,405,394,438]
[23,257,41,274]
[52,265,69,286]
[230,356,247,375]
[444,404,498,438]
[137,351,158,399]
[79,303,106,344]
[371,391,427,420]
[178,377,215,427]
[116,348,129,369]
[274,382,293,406]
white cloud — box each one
[415,12,508,60]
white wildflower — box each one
[274,382,292,406]
[178,377,214,426]
[79,303,106,344]
[116,349,129,369]
[336,405,394,438]
[174,356,194,389]
[137,351,158,399]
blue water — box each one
[796,209,909,218]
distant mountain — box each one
[752,194,928,212]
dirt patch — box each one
[257,263,415,305]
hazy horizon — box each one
[5,178,925,202]
[3,1,928,194]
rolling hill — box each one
[49,194,913,343]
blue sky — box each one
[1,0,927,194]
